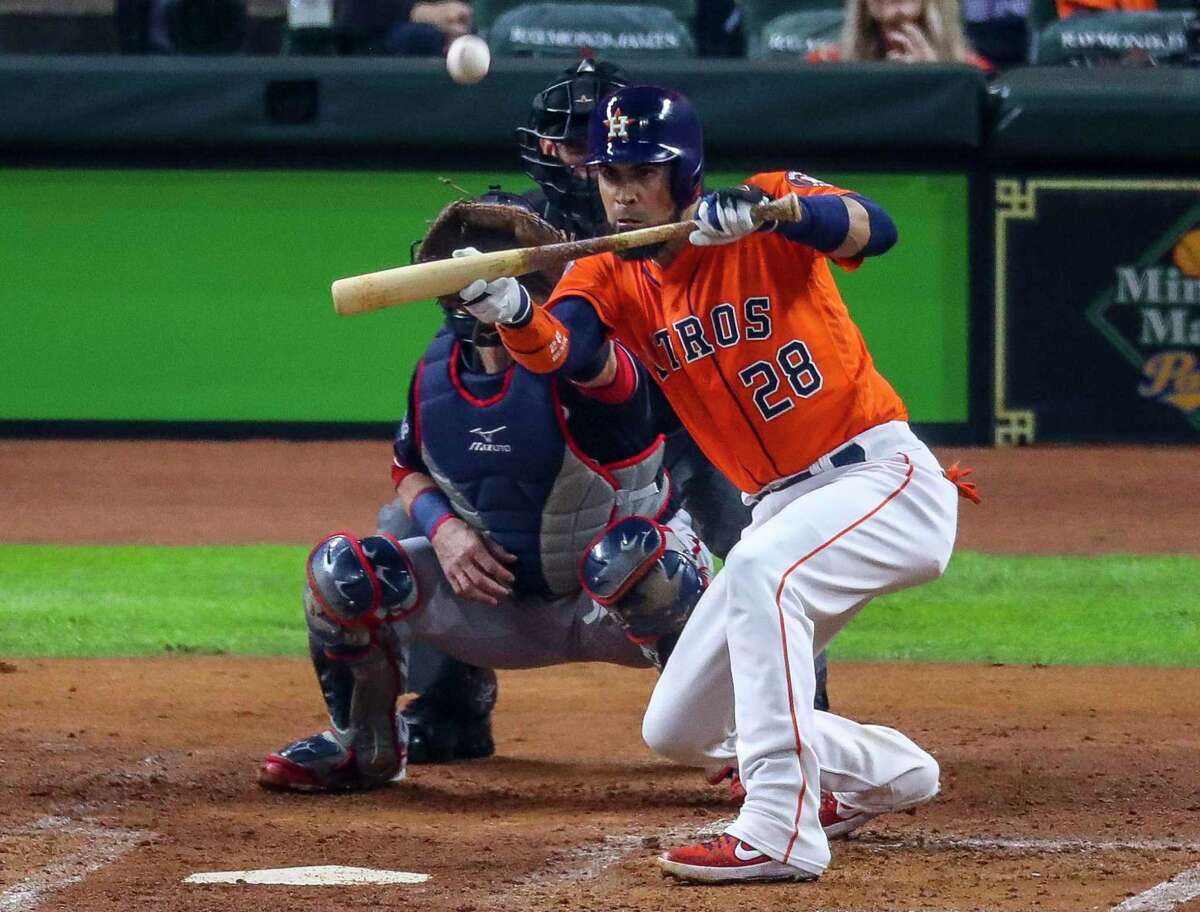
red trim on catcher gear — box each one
[347,534,385,621]
[305,532,383,630]
[449,340,516,407]
[257,744,356,792]
[774,454,915,865]
[602,431,665,473]
[376,531,423,621]
[577,517,670,608]
[550,381,622,495]
[411,357,426,452]
[575,342,639,404]
[391,460,419,490]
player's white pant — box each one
[642,421,958,876]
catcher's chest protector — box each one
[417,335,662,598]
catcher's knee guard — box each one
[306,532,420,633]
[259,533,419,793]
[580,516,708,668]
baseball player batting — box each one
[519,57,830,710]
[387,60,829,768]
[453,85,979,884]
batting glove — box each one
[689,187,777,247]
[453,247,532,326]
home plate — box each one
[183,865,430,886]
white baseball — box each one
[446,35,490,85]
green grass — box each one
[0,545,309,658]
[0,546,1196,666]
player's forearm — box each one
[574,343,639,403]
[775,194,897,259]
[496,294,608,377]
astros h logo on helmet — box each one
[605,105,632,141]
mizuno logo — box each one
[470,425,506,443]
[468,425,512,453]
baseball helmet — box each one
[517,58,629,238]
[586,85,705,209]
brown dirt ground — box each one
[2,440,1199,912]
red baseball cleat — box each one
[819,790,878,839]
[258,730,405,793]
[658,834,817,884]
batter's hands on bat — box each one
[690,187,776,247]
[431,515,517,607]
[454,247,533,325]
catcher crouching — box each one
[258,193,711,792]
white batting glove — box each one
[453,247,532,325]
[689,187,775,246]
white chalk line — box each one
[0,815,153,912]
[515,817,730,887]
[861,835,1200,854]
[515,815,1200,912]
[1111,864,1200,912]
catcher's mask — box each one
[414,189,566,371]
[517,58,628,240]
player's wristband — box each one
[773,195,850,252]
[409,487,456,540]
[774,194,897,257]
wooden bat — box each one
[331,194,804,317]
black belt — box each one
[760,443,867,500]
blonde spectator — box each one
[809,0,993,68]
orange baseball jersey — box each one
[545,171,908,494]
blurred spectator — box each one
[809,0,993,67]
[962,0,1029,67]
[695,0,746,55]
[117,0,248,52]
[335,0,470,54]
[1056,0,1155,19]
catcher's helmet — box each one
[517,58,628,238]
[586,85,704,210]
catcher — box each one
[258,195,712,791]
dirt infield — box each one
[2,440,1199,911]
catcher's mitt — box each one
[416,196,566,302]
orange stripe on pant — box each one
[775,455,915,864]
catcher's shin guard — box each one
[258,532,418,792]
[580,516,707,669]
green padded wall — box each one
[2,168,968,424]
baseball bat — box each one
[331,193,804,317]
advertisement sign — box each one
[994,178,1200,443]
